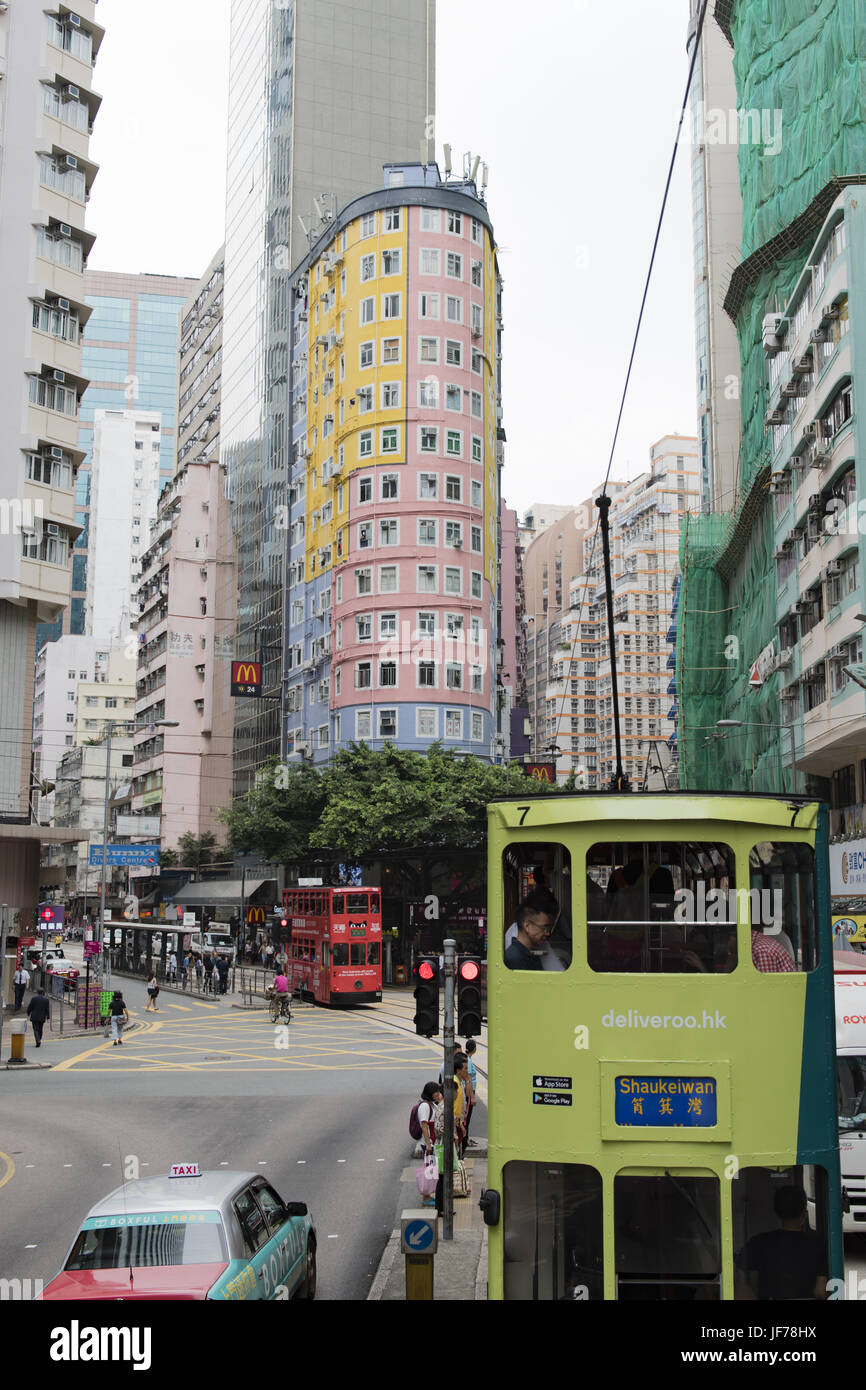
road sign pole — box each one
[442,937,456,1241]
[401,1209,437,1299]
[404,1252,434,1300]
[99,723,113,990]
[0,903,8,1062]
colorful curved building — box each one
[284,162,504,762]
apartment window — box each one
[471,391,483,418]
[355,662,372,689]
[419,293,440,319]
[357,385,373,413]
[471,436,482,463]
[379,565,397,593]
[32,300,79,344]
[419,426,438,453]
[379,613,397,639]
[471,571,482,599]
[359,476,372,503]
[446,296,463,323]
[360,341,374,369]
[382,294,401,319]
[356,567,372,595]
[382,337,400,363]
[446,384,463,412]
[419,378,439,408]
[420,209,441,231]
[471,218,483,244]
[445,474,462,501]
[446,613,464,637]
[28,375,77,416]
[382,249,401,276]
[471,666,483,694]
[446,340,463,367]
[384,208,402,231]
[380,474,398,500]
[66,713,74,724]
[419,472,438,499]
[379,519,398,546]
[361,213,376,238]
[356,710,372,740]
[471,348,482,374]
[356,614,372,642]
[419,337,439,363]
[471,479,482,508]
[416,659,436,689]
[445,520,463,547]
[446,431,462,457]
[446,252,463,279]
[318,725,329,748]
[419,518,437,545]
[471,304,483,335]
[445,709,463,739]
[417,707,437,737]
[360,253,376,282]
[358,521,373,548]
[420,248,441,275]
[471,525,482,553]
[447,212,463,235]
[26,451,72,489]
[379,661,397,688]
[360,297,375,324]
[380,427,399,453]
[471,260,483,288]
[471,711,484,741]
[418,611,436,636]
[379,708,397,739]
[418,565,437,593]
[445,567,462,595]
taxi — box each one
[42,1164,316,1301]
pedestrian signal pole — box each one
[442,937,456,1241]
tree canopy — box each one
[220,743,552,863]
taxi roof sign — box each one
[168,1163,202,1178]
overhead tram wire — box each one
[548,0,712,790]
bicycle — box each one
[267,988,291,1024]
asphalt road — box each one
[0,980,484,1301]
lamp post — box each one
[99,718,179,988]
[716,719,799,794]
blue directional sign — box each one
[403,1220,435,1253]
[89,844,160,867]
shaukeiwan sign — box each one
[231,661,261,697]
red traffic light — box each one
[459,959,480,981]
[418,960,436,981]
[280,918,288,929]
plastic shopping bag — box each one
[416,1153,438,1199]
[434,1142,459,1176]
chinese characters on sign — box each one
[168,630,195,660]
[614,1076,718,1128]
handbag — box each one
[416,1153,438,1199]
[434,1142,459,1176]
[454,1160,470,1198]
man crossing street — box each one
[26,989,51,1047]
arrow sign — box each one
[402,1219,435,1253]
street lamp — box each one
[716,719,799,794]
[99,719,179,987]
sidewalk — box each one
[369,1145,488,1301]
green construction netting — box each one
[680,0,866,792]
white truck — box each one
[835,952,866,1234]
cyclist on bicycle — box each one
[271,969,291,1018]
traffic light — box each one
[202,908,212,931]
[457,957,483,1038]
[413,957,440,1037]
[229,913,240,935]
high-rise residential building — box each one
[38,269,198,646]
[686,0,742,512]
[678,3,866,831]
[547,437,698,787]
[51,731,134,912]
[33,635,116,821]
[223,0,436,795]
[278,162,503,765]
[0,3,103,911]
[518,503,575,552]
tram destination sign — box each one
[615,1075,718,1128]
[532,1074,572,1091]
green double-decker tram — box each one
[485,792,842,1301]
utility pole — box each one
[442,937,456,1240]
[98,722,114,991]
[0,903,8,1062]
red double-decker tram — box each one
[281,887,383,1005]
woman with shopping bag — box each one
[414,1082,441,1206]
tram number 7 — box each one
[517,806,531,826]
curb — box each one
[2,1060,54,1070]
[367,1229,401,1300]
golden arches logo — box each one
[247,906,266,925]
[233,663,260,683]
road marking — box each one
[25,1164,35,1169]
[337,1159,346,1163]
[297,1160,306,1164]
[0,1152,15,1190]
[102,1163,111,1167]
[327,1234,339,1239]
[63,1163,72,1168]
[377,1159,385,1162]
[25,1244,37,1249]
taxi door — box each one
[217,1182,306,1299]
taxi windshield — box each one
[65,1213,225,1269]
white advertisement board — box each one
[116,815,160,838]
[831,840,866,896]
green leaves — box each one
[221,745,553,863]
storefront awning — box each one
[168,879,273,905]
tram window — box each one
[332,894,344,914]
[731,1166,829,1300]
[587,842,735,974]
[614,1173,720,1300]
[502,1161,603,1300]
[748,843,817,972]
[322,943,330,968]
[350,942,365,965]
[332,944,349,966]
[502,843,572,970]
[367,941,380,965]
[370,892,380,913]
[346,892,368,912]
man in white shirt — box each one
[504,888,568,970]
[13,965,30,1009]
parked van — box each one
[835,950,866,1234]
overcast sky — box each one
[88,0,699,517]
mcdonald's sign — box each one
[231,661,262,697]
[247,905,266,925]
[524,762,556,784]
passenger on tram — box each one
[504,891,560,971]
[734,1186,827,1300]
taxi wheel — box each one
[297,1238,316,1300]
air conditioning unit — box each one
[762,312,784,354]
[765,406,785,426]
[63,84,81,100]
[780,379,799,398]
[775,648,793,670]
[779,686,797,700]
[294,740,310,754]
[52,369,66,383]
[793,353,813,373]
[50,446,63,459]
[828,643,847,659]
[56,297,71,312]
[62,154,78,170]
[826,560,842,577]
[46,523,60,536]
[821,303,840,323]
[812,444,830,466]
[453,537,463,548]
[794,599,815,614]
[810,327,828,344]
[769,473,789,494]
[58,223,72,237]
[808,494,822,509]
